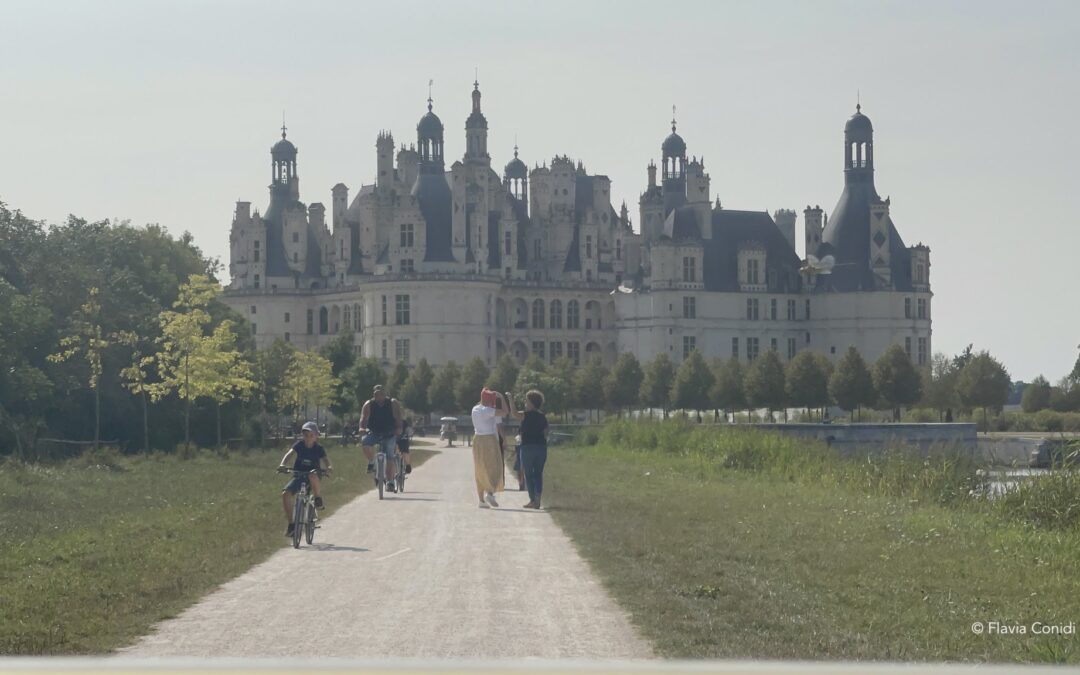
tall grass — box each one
[592,418,1080,530]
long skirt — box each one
[472,433,505,494]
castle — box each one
[225,82,932,372]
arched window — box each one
[549,299,562,329]
[566,300,580,329]
[531,299,545,329]
[319,307,329,335]
[353,303,361,331]
[343,305,350,332]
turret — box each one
[464,80,489,165]
[376,131,394,189]
[804,205,824,257]
[773,208,797,252]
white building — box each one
[225,85,931,372]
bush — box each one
[995,467,1080,530]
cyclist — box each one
[278,420,333,537]
[397,417,414,475]
[360,384,403,492]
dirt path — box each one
[120,446,653,659]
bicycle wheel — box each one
[376,453,385,500]
[305,498,316,545]
[292,491,304,549]
[397,457,406,493]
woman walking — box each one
[505,390,548,509]
[470,388,506,508]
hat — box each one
[301,421,319,433]
[481,388,498,408]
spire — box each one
[281,110,287,139]
[671,104,677,134]
[427,78,433,112]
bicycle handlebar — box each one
[277,466,330,477]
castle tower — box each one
[844,103,874,184]
[804,205,824,258]
[270,124,299,202]
[661,111,687,215]
[504,144,528,203]
[412,89,455,263]
[464,79,489,165]
[376,130,394,189]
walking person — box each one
[505,390,548,509]
[470,388,506,508]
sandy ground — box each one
[118,446,654,660]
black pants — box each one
[519,443,547,504]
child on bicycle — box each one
[278,420,333,537]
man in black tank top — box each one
[360,384,403,485]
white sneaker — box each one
[478,502,491,509]
[486,493,499,508]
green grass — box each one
[0,443,433,654]
[546,422,1080,663]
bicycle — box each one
[394,447,406,494]
[368,434,397,500]
[278,466,328,548]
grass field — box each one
[0,442,432,654]
[545,422,1080,663]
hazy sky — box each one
[2,0,1078,381]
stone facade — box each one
[225,87,931,371]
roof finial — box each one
[514,133,519,158]
[428,79,434,112]
[856,89,861,113]
[474,67,479,90]
[281,110,287,139]
[671,104,677,133]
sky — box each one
[1,0,1078,381]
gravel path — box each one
[119,446,654,660]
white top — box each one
[471,404,502,436]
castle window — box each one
[251,323,257,335]
[805,331,810,344]
[805,299,811,320]
[567,341,580,366]
[917,298,927,319]
[916,263,925,283]
[905,336,912,357]
[292,232,299,243]
[770,298,777,321]
[532,341,545,360]
[567,300,580,329]
[682,256,697,283]
[550,300,563,329]
[746,298,759,320]
[343,305,351,331]
[307,309,314,335]
[683,296,696,319]
[400,223,414,248]
[550,341,562,362]
[319,307,329,335]
[771,337,778,352]
[254,240,260,249]
[284,332,290,343]
[787,299,796,320]
[253,274,260,289]
[747,259,760,285]
[505,231,512,255]
[284,312,290,323]
[505,267,512,279]
[682,336,696,360]
[250,305,256,314]
[905,297,912,319]
[401,259,415,274]
[586,236,593,259]
[918,337,928,365]
[531,299,545,329]
[381,340,387,360]
[253,249,260,262]
[395,294,411,325]
[381,295,387,325]
[747,337,760,361]
[353,303,360,331]
[395,338,410,364]
[787,337,796,360]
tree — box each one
[604,352,643,415]
[201,320,257,447]
[829,346,876,421]
[341,357,386,413]
[548,357,578,419]
[456,357,490,411]
[640,354,675,418]
[119,336,156,452]
[744,349,787,421]
[486,354,520,396]
[670,350,714,419]
[1021,375,1052,413]
[955,351,1011,428]
[400,358,435,419]
[151,274,222,452]
[922,352,959,420]
[0,277,53,459]
[255,338,297,433]
[319,331,357,377]
[428,361,460,414]
[710,357,746,422]
[47,288,133,450]
[574,356,609,422]
[279,350,339,425]
[872,345,923,421]
[514,361,571,416]
[785,350,831,419]
[386,361,410,397]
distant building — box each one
[225,85,931,371]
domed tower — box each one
[844,103,874,184]
[661,111,688,215]
[412,91,455,263]
[270,124,299,202]
[504,144,528,202]
[464,79,489,164]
